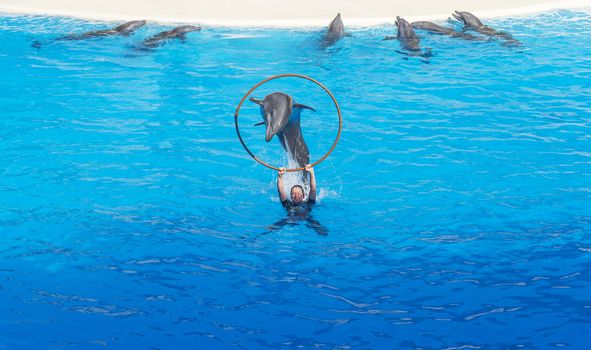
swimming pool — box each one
[1,9,590,349]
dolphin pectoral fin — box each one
[294,103,316,112]
[253,121,265,126]
[249,97,263,105]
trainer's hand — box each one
[278,167,286,177]
[305,164,314,174]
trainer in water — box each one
[267,163,326,235]
[277,164,316,210]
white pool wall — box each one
[0,0,590,26]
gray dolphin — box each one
[411,21,484,41]
[320,13,345,48]
[61,20,147,40]
[394,16,421,51]
[33,20,147,48]
[142,25,202,48]
[384,16,432,61]
[452,11,521,46]
[249,92,315,168]
[412,21,456,35]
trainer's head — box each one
[290,185,305,204]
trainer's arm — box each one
[306,164,316,201]
[277,168,287,202]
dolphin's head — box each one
[396,16,418,41]
[115,20,147,35]
[452,11,483,29]
[173,25,202,35]
[250,92,293,142]
[327,13,344,38]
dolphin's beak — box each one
[265,123,275,142]
[263,113,278,142]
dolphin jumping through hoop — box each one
[250,92,315,169]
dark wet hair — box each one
[290,185,304,194]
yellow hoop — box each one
[234,74,342,172]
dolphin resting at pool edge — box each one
[141,25,202,48]
[250,92,315,170]
[320,13,346,48]
[411,21,484,41]
[61,20,147,40]
[452,11,521,46]
[32,20,147,48]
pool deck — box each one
[1,0,590,26]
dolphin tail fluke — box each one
[294,103,316,112]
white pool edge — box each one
[0,0,590,27]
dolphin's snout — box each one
[452,11,462,22]
[265,118,276,142]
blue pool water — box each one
[1,9,591,349]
